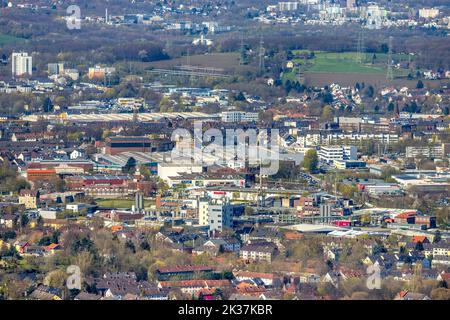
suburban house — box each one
[156,265,215,281]
[28,285,63,300]
[157,279,231,296]
[234,271,276,287]
[192,238,241,256]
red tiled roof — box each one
[395,211,417,219]
[440,272,450,281]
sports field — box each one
[286,50,411,78]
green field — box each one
[0,34,24,45]
[305,52,386,74]
[284,51,411,81]
[96,198,155,209]
[95,199,135,209]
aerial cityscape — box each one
[0,0,449,304]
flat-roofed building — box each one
[318,145,357,164]
[221,111,259,123]
[12,52,32,77]
[105,136,152,155]
[406,144,448,159]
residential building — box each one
[199,198,244,233]
[19,189,40,209]
[221,111,259,123]
[419,8,440,19]
[406,144,449,159]
[88,65,116,79]
[47,63,64,75]
[12,52,32,77]
[240,242,278,263]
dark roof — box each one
[241,242,277,253]
[157,265,214,274]
[74,292,102,300]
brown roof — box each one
[157,265,214,274]
[19,189,39,197]
[158,280,231,289]
[235,271,275,280]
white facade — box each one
[221,111,259,123]
[198,199,234,233]
[157,163,203,183]
[38,209,58,220]
[406,145,444,159]
[198,200,209,226]
[419,8,440,19]
[326,133,399,145]
[12,52,32,77]
[319,145,357,163]
[278,2,299,11]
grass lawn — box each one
[0,34,24,45]
[95,199,134,209]
[307,52,386,74]
[96,198,155,209]
[289,51,411,77]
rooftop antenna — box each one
[386,36,394,81]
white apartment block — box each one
[198,198,234,233]
[406,144,446,159]
[419,8,440,19]
[221,111,259,123]
[198,200,210,226]
[278,2,299,11]
[326,133,399,145]
[319,145,357,163]
[12,52,32,77]
[297,133,398,147]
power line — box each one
[258,33,265,74]
[356,29,365,64]
[387,36,394,81]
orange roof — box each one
[27,169,56,174]
[44,243,60,251]
[235,286,266,294]
[236,282,255,289]
[395,212,416,219]
[111,225,123,232]
[412,236,427,243]
[284,232,303,240]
